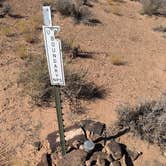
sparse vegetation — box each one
[117,96,166,152]
[18,55,106,113]
[62,39,93,59]
[42,0,56,6]
[140,0,166,16]
[0,26,15,37]
[23,32,39,44]
[110,55,127,66]
[15,17,40,34]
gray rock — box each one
[110,161,121,166]
[105,140,123,160]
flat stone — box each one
[81,120,106,136]
[47,124,86,152]
[88,151,107,162]
[126,148,142,161]
[80,120,106,141]
[105,140,123,160]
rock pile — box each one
[37,120,142,166]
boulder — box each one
[104,140,123,160]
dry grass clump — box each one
[23,32,39,44]
[15,44,29,60]
[15,16,42,43]
[0,26,15,37]
[110,55,127,66]
[117,95,166,151]
[18,55,106,113]
[107,0,125,5]
[140,0,166,16]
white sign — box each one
[43,26,65,86]
[42,6,52,26]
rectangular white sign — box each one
[43,26,65,86]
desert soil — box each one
[0,0,166,165]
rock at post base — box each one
[57,149,87,166]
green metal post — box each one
[54,86,66,156]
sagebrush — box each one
[117,96,166,152]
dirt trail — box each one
[0,0,166,165]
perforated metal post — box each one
[54,86,66,155]
[42,6,66,156]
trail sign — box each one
[42,6,66,156]
[43,26,65,86]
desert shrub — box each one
[117,96,166,151]
[55,0,101,25]
[153,25,166,33]
[141,0,166,16]
[2,3,11,13]
[18,55,106,113]
[0,2,11,17]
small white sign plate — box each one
[43,26,65,86]
[42,6,52,26]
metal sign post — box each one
[42,6,66,155]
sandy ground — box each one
[0,0,166,165]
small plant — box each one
[110,55,127,66]
[0,26,15,37]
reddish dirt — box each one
[0,0,166,165]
